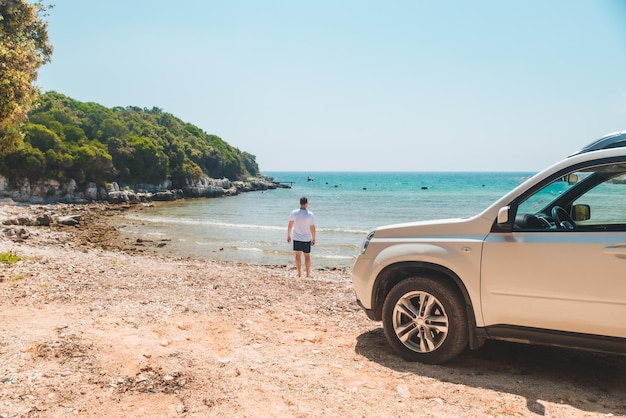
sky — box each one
[36,0,626,172]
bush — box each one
[0,250,22,264]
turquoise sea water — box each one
[121,172,534,269]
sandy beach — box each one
[1,202,625,417]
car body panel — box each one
[482,230,626,338]
[352,216,489,315]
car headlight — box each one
[360,230,376,254]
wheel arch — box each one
[371,261,484,350]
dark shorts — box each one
[293,240,312,253]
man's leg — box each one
[304,253,311,277]
[295,250,302,277]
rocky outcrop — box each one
[234,177,280,193]
[0,174,282,205]
[2,208,60,241]
[183,177,235,198]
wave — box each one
[127,214,369,236]
[126,214,284,231]
[235,246,263,252]
[317,254,355,260]
[318,226,369,234]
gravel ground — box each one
[0,202,625,417]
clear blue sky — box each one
[37,0,626,172]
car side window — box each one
[514,164,626,231]
[573,173,626,225]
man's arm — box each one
[310,224,316,245]
[287,220,294,242]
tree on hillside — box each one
[9,91,261,188]
[0,0,53,152]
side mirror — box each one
[572,204,590,221]
[497,206,510,225]
[565,174,579,184]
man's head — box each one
[300,196,308,206]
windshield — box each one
[517,173,590,215]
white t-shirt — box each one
[289,209,315,241]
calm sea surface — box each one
[121,172,534,269]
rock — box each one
[17,217,33,226]
[85,182,99,200]
[57,215,81,226]
[106,191,129,204]
[36,214,53,226]
[2,216,32,226]
[396,385,410,398]
[107,182,120,193]
[152,191,177,201]
[3,226,30,240]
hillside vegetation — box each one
[0,91,259,188]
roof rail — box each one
[570,131,626,157]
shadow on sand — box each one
[356,328,626,416]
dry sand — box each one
[0,202,625,417]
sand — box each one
[1,202,625,417]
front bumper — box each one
[356,297,377,321]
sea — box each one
[120,172,534,270]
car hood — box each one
[370,215,491,239]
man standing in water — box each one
[287,196,316,277]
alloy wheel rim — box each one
[392,290,449,353]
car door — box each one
[480,165,626,338]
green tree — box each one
[241,151,259,177]
[2,141,45,180]
[24,123,62,151]
[127,135,168,183]
[0,0,53,131]
[66,141,113,184]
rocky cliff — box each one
[0,174,288,204]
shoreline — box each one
[1,201,348,273]
[109,200,353,273]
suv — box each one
[352,131,626,364]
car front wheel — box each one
[382,277,468,364]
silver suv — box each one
[352,131,626,364]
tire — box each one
[382,276,468,364]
